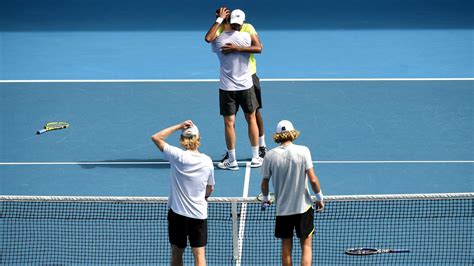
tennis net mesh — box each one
[1,193,472,265]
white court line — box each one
[236,162,252,266]
[0,160,472,166]
[0,78,473,83]
[242,162,251,198]
[314,160,474,164]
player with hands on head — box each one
[206,7,263,170]
[204,7,230,43]
[260,120,324,266]
[151,120,215,266]
[205,7,268,163]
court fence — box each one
[1,193,473,265]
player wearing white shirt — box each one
[205,6,268,159]
[206,8,263,171]
[212,30,253,91]
[152,120,214,266]
[260,120,324,266]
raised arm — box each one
[151,120,193,152]
[204,7,229,43]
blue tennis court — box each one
[1,0,473,265]
[0,80,472,197]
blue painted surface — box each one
[1,0,473,79]
[0,0,472,196]
[0,81,472,196]
[1,3,472,264]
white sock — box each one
[251,146,259,159]
[259,135,266,147]
[228,149,236,162]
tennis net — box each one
[1,193,472,265]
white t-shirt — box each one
[261,143,314,216]
[212,31,253,91]
[163,143,215,219]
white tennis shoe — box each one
[217,159,239,171]
[250,157,263,168]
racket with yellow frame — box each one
[37,122,70,134]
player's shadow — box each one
[79,159,170,169]
[80,157,255,170]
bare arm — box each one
[307,167,324,211]
[261,178,270,197]
[151,120,193,152]
[221,33,263,54]
[204,7,229,43]
[205,185,214,200]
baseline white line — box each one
[0,162,170,165]
[314,160,474,164]
[0,79,218,83]
[0,78,473,83]
[262,78,474,82]
[0,160,472,166]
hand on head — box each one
[215,7,230,19]
[181,120,194,130]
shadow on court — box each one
[79,159,170,169]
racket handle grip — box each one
[37,129,46,134]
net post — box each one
[231,200,240,263]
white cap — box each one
[276,120,295,133]
[230,9,245,25]
[181,125,199,137]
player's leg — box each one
[189,217,208,266]
[240,87,262,167]
[191,247,206,266]
[252,74,267,158]
[281,238,293,266]
[275,215,295,266]
[168,209,187,266]
[296,208,315,266]
[300,235,313,266]
[223,115,236,151]
[244,111,259,148]
[171,245,185,266]
[244,111,262,167]
[252,74,266,138]
[256,110,267,158]
[218,90,239,170]
[256,110,264,137]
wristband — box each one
[215,17,224,24]
[315,191,323,202]
[263,195,270,202]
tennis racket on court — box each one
[257,192,275,211]
[345,248,410,256]
[37,122,70,134]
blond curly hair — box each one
[180,135,201,150]
[273,130,300,143]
